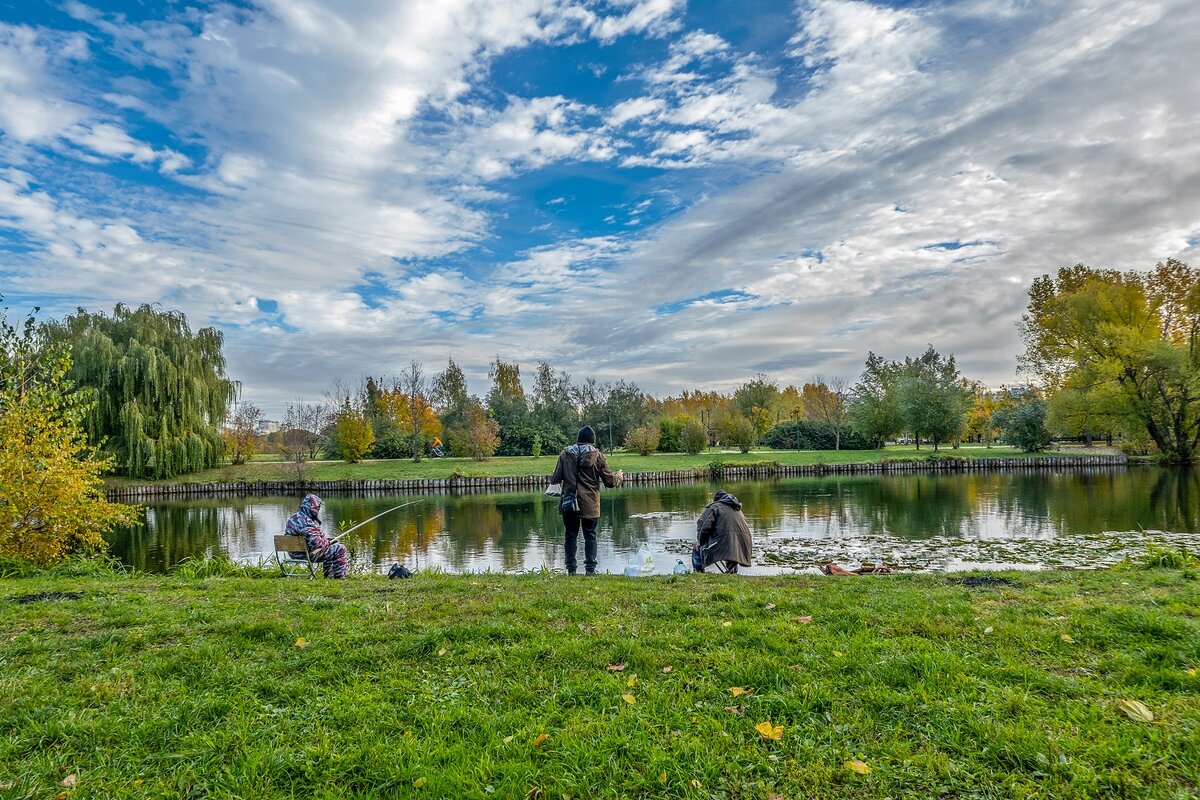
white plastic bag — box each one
[544,482,563,497]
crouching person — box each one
[692,490,753,574]
[286,494,349,579]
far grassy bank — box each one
[102,443,1119,490]
[1,565,1196,799]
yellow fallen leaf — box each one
[755,721,784,740]
[1116,699,1154,723]
[295,637,308,648]
[844,760,871,775]
[627,676,638,687]
[659,771,667,784]
[832,651,843,657]
[729,686,752,697]
[503,735,514,744]
[621,693,636,705]
[689,779,702,789]
[61,774,78,788]
[1060,634,1075,644]
[1188,668,1197,677]
[413,777,427,789]
[437,647,447,656]
[133,780,143,787]
[983,626,993,635]
[662,666,672,674]
[533,733,549,746]
[722,621,732,627]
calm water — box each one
[108,466,1200,574]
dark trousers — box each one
[563,512,598,574]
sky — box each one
[2,0,1198,418]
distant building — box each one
[256,420,281,435]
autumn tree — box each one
[332,400,374,463]
[221,401,262,465]
[1020,260,1200,462]
[732,373,781,435]
[390,362,441,462]
[680,418,709,454]
[43,304,236,478]
[803,376,851,450]
[1,306,136,565]
[624,425,661,456]
[462,398,501,460]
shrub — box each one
[763,420,872,450]
[996,399,1053,452]
[680,419,709,454]
[624,425,660,456]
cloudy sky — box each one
[2,0,1198,416]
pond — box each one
[107,466,1200,575]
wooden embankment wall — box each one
[104,454,1128,501]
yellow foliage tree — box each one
[0,307,137,565]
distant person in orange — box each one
[550,425,624,575]
[431,436,444,457]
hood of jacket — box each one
[714,491,741,511]
[300,493,324,523]
[565,443,597,458]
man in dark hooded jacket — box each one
[550,425,624,575]
[693,490,753,573]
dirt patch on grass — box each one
[10,591,85,604]
[948,576,1015,588]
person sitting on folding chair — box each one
[692,490,753,574]
[285,494,349,579]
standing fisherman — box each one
[550,425,624,575]
[286,494,349,579]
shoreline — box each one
[105,453,1128,500]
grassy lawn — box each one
[102,444,1115,489]
[2,566,1196,798]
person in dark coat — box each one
[550,425,624,575]
[692,490,753,574]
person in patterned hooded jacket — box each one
[285,494,349,579]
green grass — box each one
[2,567,1196,798]
[102,444,1114,489]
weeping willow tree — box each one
[43,304,237,479]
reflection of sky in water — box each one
[109,467,1200,574]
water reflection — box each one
[108,467,1200,574]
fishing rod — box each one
[329,500,419,543]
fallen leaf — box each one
[1116,699,1154,723]
[662,666,673,674]
[1060,634,1075,644]
[606,664,626,672]
[533,733,549,746]
[722,621,732,627]
[844,760,871,775]
[796,615,813,624]
[294,637,308,648]
[61,774,78,788]
[413,777,427,789]
[723,704,745,716]
[437,647,448,656]
[832,651,843,658]
[689,779,703,789]
[755,721,784,740]
[768,793,785,800]
[132,780,143,787]
[729,686,752,697]
[621,693,636,705]
[765,603,776,610]
[627,676,638,687]
[1188,668,1197,677]
[659,771,667,784]
[983,626,994,635]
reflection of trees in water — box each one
[108,503,226,571]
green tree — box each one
[720,413,756,453]
[1,306,136,565]
[803,376,851,450]
[732,373,781,432]
[432,359,471,456]
[487,357,530,455]
[680,418,709,455]
[850,352,904,448]
[996,397,1053,452]
[897,346,970,451]
[43,304,236,478]
[1020,260,1200,462]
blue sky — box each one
[2,0,1199,416]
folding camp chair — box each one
[274,535,318,578]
